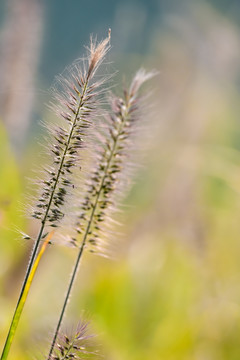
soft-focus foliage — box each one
[1,0,240,359]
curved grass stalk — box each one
[1,231,54,360]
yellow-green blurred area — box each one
[1,0,240,359]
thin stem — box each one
[0,81,89,360]
[48,101,130,359]
[0,232,53,360]
[48,241,85,359]
[0,225,44,360]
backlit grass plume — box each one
[48,68,156,358]
[1,32,111,360]
[33,31,111,227]
[76,68,156,255]
[49,320,98,360]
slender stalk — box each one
[0,232,54,360]
[47,241,85,359]
[48,102,129,359]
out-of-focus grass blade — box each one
[1,231,54,360]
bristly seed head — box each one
[32,32,111,233]
[49,320,98,360]
[74,68,156,256]
[87,29,111,80]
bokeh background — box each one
[1,0,240,359]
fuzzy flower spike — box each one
[49,320,97,360]
[75,68,157,255]
[48,68,156,358]
[33,31,111,228]
[1,32,111,360]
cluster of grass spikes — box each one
[0,30,155,360]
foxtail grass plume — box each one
[75,68,156,255]
[48,68,156,357]
[49,320,98,360]
[0,32,111,360]
[33,32,111,228]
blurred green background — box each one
[1,0,240,359]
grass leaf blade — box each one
[0,231,54,360]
